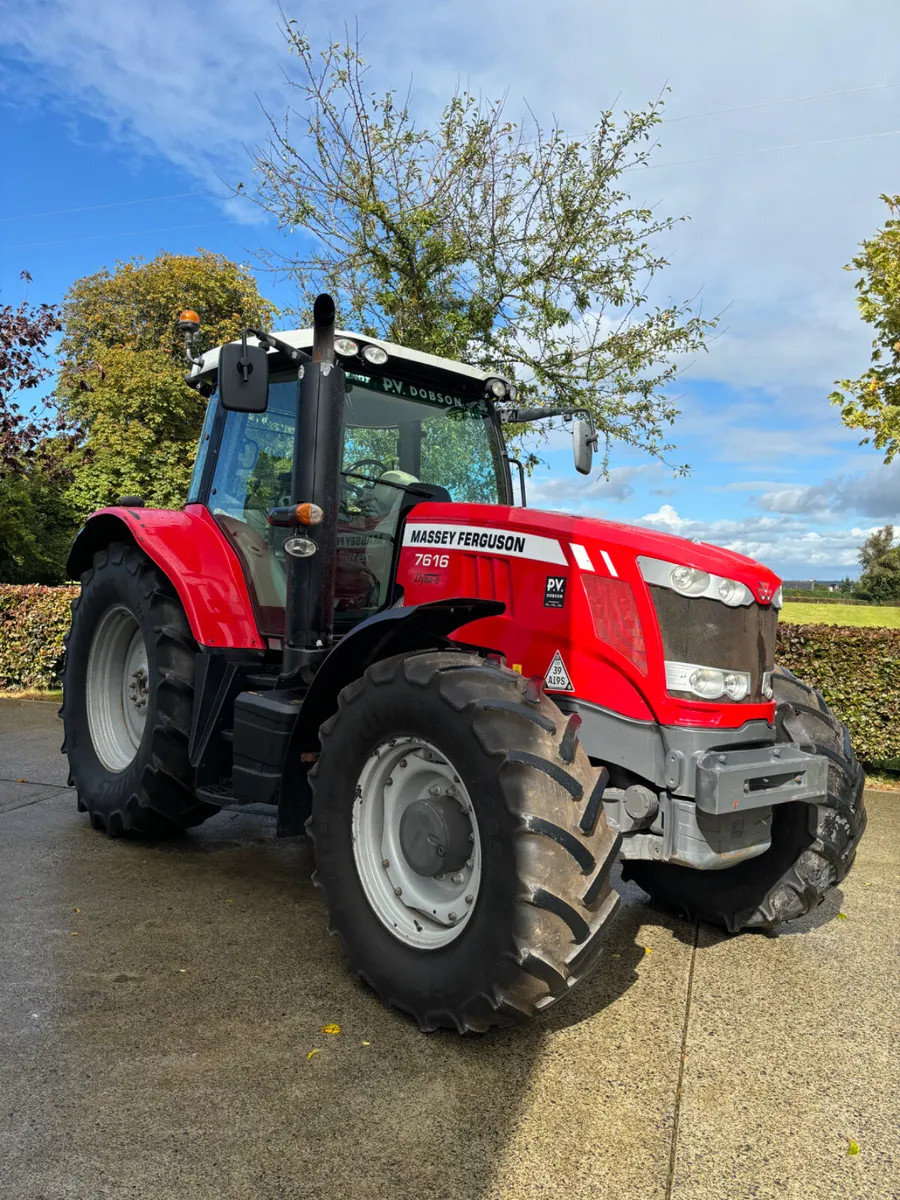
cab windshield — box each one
[208,367,507,636]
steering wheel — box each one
[345,459,389,482]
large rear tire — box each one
[307,651,622,1032]
[61,542,218,836]
[622,667,867,932]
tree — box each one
[0,271,64,472]
[830,194,900,462]
[58,250,278,515]
[857,524,900,601]
[0,443,79,584]
[0,272,78,583]
[245,27,715,471]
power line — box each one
[638,127,900,171]
[0,219,241,253]
[0,190,224,225]
[663,81,900,124]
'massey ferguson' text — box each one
[408,527,526,553]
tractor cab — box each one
[184,327,516,639]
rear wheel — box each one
[622,667,867,931]
[61,542,218,836]
[307,651,622,1031]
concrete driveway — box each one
[1,698,897,1200]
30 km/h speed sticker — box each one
[544,651,574,692]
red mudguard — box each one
[68,506,265,650]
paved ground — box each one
[1,698,897,1200]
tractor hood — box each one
[508,506,782,596]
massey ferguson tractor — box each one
[60,296,867,1032]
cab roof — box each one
[188,329,494,385]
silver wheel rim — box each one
[86,605,149,772]
[352,736,482,950]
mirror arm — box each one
[238,330,252,382]
[507,458,527,506]
[245,328,311,365]
[498,404,597,437]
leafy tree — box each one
[245,27,715,471]
[58,250,278,515]
[830,195,900,462]
[0,442,79,584]
[0,271,65,472]
[857,524,900,600]
[0,272,78,583]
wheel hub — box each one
[351,736,482,949]
[86,605,149,773]
[128,666,149,711]
[399,794,472,876]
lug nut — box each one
[399,759,407,768]
[451,872,464,884]
[382,858,390,868]
[394,887,403,897]
[448,912,457,922]
[465,895,474,905]
[435,873,446,881]
[429,785,442,796]
[385,777,393,786]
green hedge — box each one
[782,594,900,606]
[776,623,900,767]
[0,585,78,691]
[1,587,899,767]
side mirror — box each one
[573,416,594,475]
[218,339,269,413]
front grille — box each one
[648,585,777,703]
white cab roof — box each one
[189,328,494,384]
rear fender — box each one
[276,598,504,834]
[66,506,265,650]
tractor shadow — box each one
[30,807,672,1200]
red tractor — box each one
[61,296,866,1032]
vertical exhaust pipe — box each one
[281,294,345,682]
[311,293,336,365]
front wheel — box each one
[307,651,622,1032]
[61,542,217,836]
[622,667,867,931]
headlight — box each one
[361,344,388,365]
[486,378,508,399]
[670,565,710,596]
[639,556,754,607]
[771,586,783,610]
[762,670,774,700]
[665,660,752,702]
[334,337,359,357]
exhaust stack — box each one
[281,294,345,681]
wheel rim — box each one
[352,736,482,950]
[86,605,149,772]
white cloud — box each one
[526,464,662,510]
[759,460,900,518]
[637,503,877,575]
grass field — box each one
[780,602,900,628]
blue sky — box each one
[2,0,899,579]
